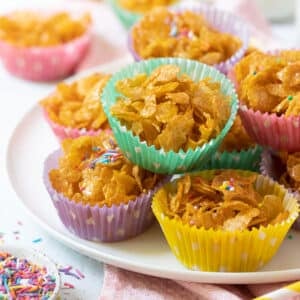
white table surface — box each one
[0,1,298,299]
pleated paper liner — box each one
[128,2,249,74]
[152,170,299,272]
[0,25,91,82]
[227,67,238,89]
[108,0,141,29]
[43,108,107,141]
[260,150,300,230]
[101,57,238,174]
[239,106,300,152]
[228,50,300,152]
[43,150,168,242]
[201,145,262,172]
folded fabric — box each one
[100,265,300,300]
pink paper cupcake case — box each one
[44,150,167,242]
[239,105,300,152]
[229,51,300,152]
[128,2,249,74]
[260,150,300,230]
[43,109,104,141]
[0,30,91,81]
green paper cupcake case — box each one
[201,145,263,172]
[108,0,141,29]
[101,58,238,174]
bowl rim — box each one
[0,244,61,299]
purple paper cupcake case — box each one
[128,2,249,74]
[43,150,166,242]
[260,150,300,231]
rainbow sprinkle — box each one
[63,282,74,289]
[0,251,56,299]
[32,238,42,244]
[75,269,85,279]
[58,265,85,280]
[92,146,101,152]
[219,179,235,192]
[89,149,123,168]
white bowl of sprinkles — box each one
[0,245,60,299]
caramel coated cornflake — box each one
[277,152,300,193]
[234,50,300,115]
[41,73,111,130]
[132,8,241,64]
[111,65,230,152]
[119,0,176,13]
[219,116,254,152]
[164,170,288,230]
[50,134,163,206]
[0,11,91,47]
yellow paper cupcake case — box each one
[152,171,299,272]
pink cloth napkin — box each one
[100,265,300,300]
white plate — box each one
[6,58,300,284]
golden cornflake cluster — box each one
[119,0,177,13]
[49,134,163,206]
[219,116,254,152]
[111,65,230,152]
[132,8,242,64]
[41,73,111,130]
[234,50,300,115]
[0,11,91,47]
[278,152,300,191]
[163,170,289,230]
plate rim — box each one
[6,60,300,285]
